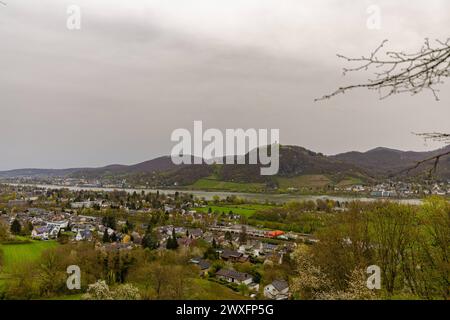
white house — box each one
[76,229,93,241]
[264,280,290,300]
[31,226,50,240]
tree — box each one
[142,228,159,250]
[369,203,416,296]
[126,219,134,231]
[203,246,219,260]
[110,232,118,242]
[83,280,113,300]
[412,197,450,299]
[112,283,141,300]
[0,220,10,241]
[238,225,247,245]
[318,38,450,176]
[10,219,21,235]
[166,228,179,250]
[291,244,330,300]
[102,230,110,243]
[224,231,232,243]
[22,221,33,236]
[102,216,116,230]
[317,38,450,101]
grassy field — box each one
[189,178,265,193]
[336,177,364,187]
[196,203,275,217]
[185,278,248,300]
[0,240,58,274]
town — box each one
[0,184,306,300]
[1,182,448,300]
[3,175,450,199]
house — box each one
[27,208,47,215]
[238,241,264,257]
[164,205,174,213]
[131,231,142,244]
[48,226,60,239]
[215,269,253,285]
[31,226,50,240]
[264,280,290,300]
[46,220,69,230]
[220,249,249,262]
[187,228,203,239]
[177,237,196,247]
[189,257,211,275]
[260,242,278,254]
[71,201,101,209]
[75,229,93,241]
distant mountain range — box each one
[1,145,449,190]
[331,145,450,178]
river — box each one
[8,183,425,205]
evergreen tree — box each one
[10,219,21,235]
[142,225,159,250]
[110,232,118,242]
[102,230,110,243]
[166,228,179,250]
[123,219,134,234]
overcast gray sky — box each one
[1,0,449,170]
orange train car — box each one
[267,230,284,238]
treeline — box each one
[1,242,202,300]
[291,197,450,300]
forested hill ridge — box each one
[0,145,449,189]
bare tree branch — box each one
[414,132,450,144]
[395,149,450,179]
[316,38,450,101]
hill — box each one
[332,145,450,178]
[1,145,449,190]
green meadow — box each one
[189,178,265,193]
[185,278,249,300]
[195,203,275,217]
[0,240,58,274]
